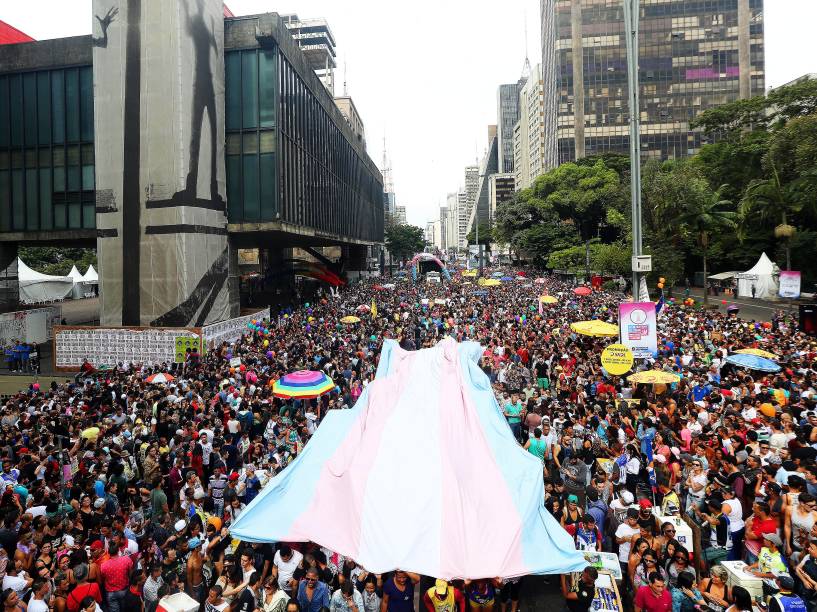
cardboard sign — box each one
[601,343,634,375]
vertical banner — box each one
[93,0,236,326]
[779,271,801,299]
[618,302,657,358]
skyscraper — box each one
[496,60,530,174]
[513,64,545,191]
[542,0,765,164]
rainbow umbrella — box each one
[273,370,336,399]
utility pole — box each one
[623,0,643,300]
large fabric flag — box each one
[230,338,585,579]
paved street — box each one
[671,287,803,322]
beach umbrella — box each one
[734,348,778,360]
[500,276,514,281]
[539,295,558,304]
[273,370,336,399]
[462,270,477,277]
[534,278,546,284]
[570,320,619,337]
[146,373,175,384]
[373,284,386,291]
[478,278,501,287]
[491,271,504,277]
[382,283,396,289]
[628,370,681,384]
[471,290,488,296]
[573,286,592,296]
[356,304,371,312]
[725,353,781,372]
[340,316,361,324]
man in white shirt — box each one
[615,509,641,575]
[273,544,304,595]
[27,578,50,612]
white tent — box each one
[67,265,86,299]
[17,258,74,304]
[737,252,779,299]
[82,265,98,283]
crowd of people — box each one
[0,267,813,612]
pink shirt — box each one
[100,554,133,592]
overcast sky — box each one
[3,1,815,228]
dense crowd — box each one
[0,268,813,612]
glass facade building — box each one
[543,0,765,164]
[0,66,95,232]
[0,12,383,246]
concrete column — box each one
[737,0,752,99]
[93,0,238,326]
[571,0,585,159]
[0,243,18,314]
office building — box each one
[281,14,337,95]
[496,60,531,174]
[394,205,407,225]
[0,4,383,323]
[542,0,765,163]
[488,174,515,222]
[513,64,545,190]
[334,96,366,149]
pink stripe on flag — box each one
[287,346,417,559]
[437,340,527,578]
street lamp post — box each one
[623,0,643,300]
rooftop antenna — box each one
[343,59,347,96]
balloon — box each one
[721,300,727,305]
[659,277,665,284]
[370,335,377,342]
[284,314,289,318]
[239,364,246,372]
[306,324,311,331]
[229,367,235,374]
[762,321,772,330]
[263,339,269,347]
[226,352,232,359]
[266,350,273,358]
[657,283,664,289]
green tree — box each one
[465,221,493,246]
[674,185,738,305]
[384,224,426,262]
[18,247,97,276]
[739,165,817,270]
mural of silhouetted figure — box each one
[180,0,222,206]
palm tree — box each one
[739,165,817,270]
[675,182,738,305]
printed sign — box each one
[618,302,657,358]
[229,357,241,368]
[601,343,634,375]
[174,336,201,363]
[779,270,801,299]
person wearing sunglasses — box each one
[633,551,666,591]
[666,546,695,588]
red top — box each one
[0,20,34,45]
[634,585,672,612]
[100,555,134,593]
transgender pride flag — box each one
[230,337,585,579]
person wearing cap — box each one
[564,514,602,552]
[768,574,806,612]
[422,579,464,612]
[637,498,660,535]
[747,533,788,580]
[186,536,205,602]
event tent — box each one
[67,265,87,299]
[82,265,98,284]
[737,252,779,299]
[17,258,73,304]
[230,337,585,579]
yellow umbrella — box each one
[340,316,361,324]
[478,278,501,287]
[628,370,681,384]
[462,270,477,277]
[570,320,619,337]
[734,348,778,360]
[539,295,558,304]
